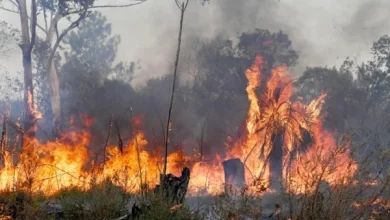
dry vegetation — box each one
[0,130,389,219]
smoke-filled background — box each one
[1,0,390,158]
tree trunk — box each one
[48,61,62,138]
[17,0,38,141]
[22,52,35,137]
[45,14,63,139]
[269,132,284,190]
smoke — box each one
[342,0,390,55]
[96,0,390,85]
[1,0,390,153]
[1,0,390,85]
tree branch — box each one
[89,0,147,9]
[46,10,88,79]
[0,5,18,13]
[0,1,47,34]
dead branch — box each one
[0,113,24,135]
[114,120,123,154]
[0,5,18,13]
[0,3,47,33]
[129,107,143,192]
[89,0,147,9]
[103,114,113,166]
[198,114,208,160]
[162,0,190,178]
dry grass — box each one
[0,128,388,219]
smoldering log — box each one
[223,158,246,190]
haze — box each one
[1,0,389,86]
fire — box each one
[188,56,357,194]
[0,56,356,197]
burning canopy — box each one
[0,56,356,196]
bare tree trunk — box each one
[44,14,63,139]
[162,0,189,179]
[45,11,88,138]
[18,0,38,140]
[48,61,62,137]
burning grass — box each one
[0,56,389,219]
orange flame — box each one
[0,56,356,197]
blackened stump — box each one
[223,158,246,191]
[156,167,190,205]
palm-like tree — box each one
[240,56,326,189]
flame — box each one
[188,56,356,194]
[0,56,356,197]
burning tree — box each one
[183,55,357,195]
[238,56,327,190]
[223,56,356,192]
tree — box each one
[295,35,390,157]
[60,12,135,123]
[237,29,299,69]
[0,0,148,139]
[294,66,359,132]
[14,0,38,139]
[179,29,299,152]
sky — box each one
[1,0,390,87]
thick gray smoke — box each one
[97,0,390,86]
[1,0,390,84]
